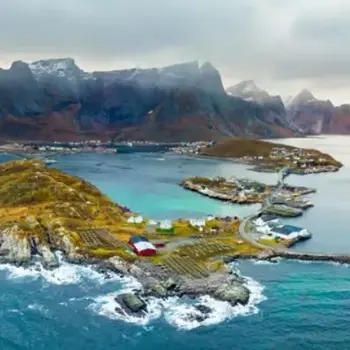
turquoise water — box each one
[0,151,349,349]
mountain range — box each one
[228,81,350,136]
[0,58,348,142]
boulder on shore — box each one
[213,282,250,305]
[185,304,213,323]
[143,281,168,298]
[37,244,59,269]
[115,293,148,316]
[0,231,31,265]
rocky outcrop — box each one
[115,293,148,317]
[184,304,213,323]
[213,282,250,305]
[36,244,59,269]
[0,228,31,265]
[58,234,83,263]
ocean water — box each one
[0,136,349,349]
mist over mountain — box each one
[227,81,350,136]
[0,58,301,141]
[1,57,349,142]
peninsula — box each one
[187,138,342,174]
[0,159,261,320]
[0,159,348,321]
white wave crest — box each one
[0,252,123,285]
[251,259,281,265]
[0,253,267,330]
[27,303,49,315]
[89,271,267,330]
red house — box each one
[129,236,157,257]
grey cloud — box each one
[0,0,350,102]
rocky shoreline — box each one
[0,231,251,318]
[2,231,350,319]
[100,257,250,318]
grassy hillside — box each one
[200,138,342,168]
[0,160,260,266]
[0,159,145,260]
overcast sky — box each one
[1,0,350,104]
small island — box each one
[178,138,343,174]
[180,176,315,217]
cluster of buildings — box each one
[238,146,339,174]
[125,215,218,257]
[253,214,312,244]
[188,177,266,204]
[169,141,213,155]
[268,147,335,170]
[126,215,217,234]
[124,213,241,257]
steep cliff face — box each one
[0,59,298,141]
[285,89,350,135]
[226,80,300,136]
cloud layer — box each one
[1,0,349,103]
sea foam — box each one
[0,252,122,286]
[89,269,267,330]
[0,253,267,330]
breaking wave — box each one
[0,253,267,330]
[89,270,267,331]
[0,252,122,286]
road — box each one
[237,168,350,262]
[239,167,298,252]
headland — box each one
[171,138,343,174]
[0,159,259,321]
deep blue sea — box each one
[0,137,350,350]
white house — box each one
[126,215,144,224]
[126,216,135,223]
[190,218,206,227]
[134,215,143,224]
[159,220,172,230]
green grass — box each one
[156,227,175,234]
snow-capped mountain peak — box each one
[239,80,261,94]
[289,89,316,107]
[29,58,93,81]
[226,80,270,100]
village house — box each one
[159,220,173,230]
[126,215,144,224]
[189,218,206,227]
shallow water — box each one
[0,136,349,349]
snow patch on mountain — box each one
[226,80,271,102]
[29,58,94,81]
